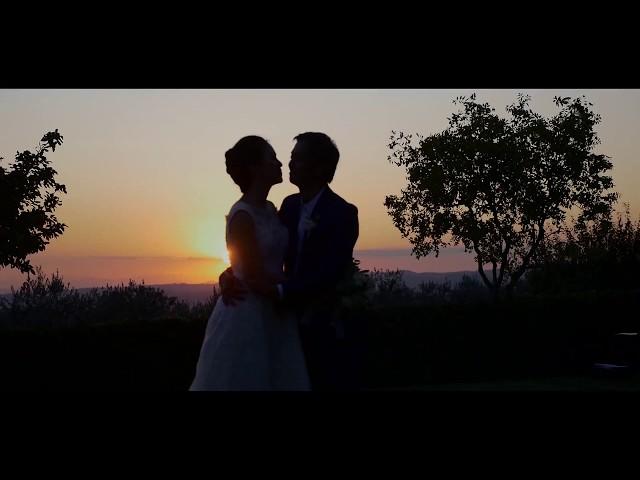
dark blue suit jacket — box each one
[278,186,359,322]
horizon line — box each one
[26,248,470,260]
[0,271,485,294]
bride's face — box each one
[255,145,283,187]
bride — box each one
[190,136,310,391]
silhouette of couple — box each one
[190,133,360,391]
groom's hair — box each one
[294,132,340,183]
[225,135,270,193]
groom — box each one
[220,132,361,391]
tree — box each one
[0,130,67,274]
[385,94,618,298]
[527,203,640,293]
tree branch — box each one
[473,243,493,290]
[508,221,545,289]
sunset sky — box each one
[1,89,639,292]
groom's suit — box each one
[278,186,360,390]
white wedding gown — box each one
[190,200,310,391]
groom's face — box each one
[289,141,322,188]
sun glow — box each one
[188,217,229,261]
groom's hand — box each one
[219,267,247,306]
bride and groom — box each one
[190,132,360,391]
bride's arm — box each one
[227,210,279,297]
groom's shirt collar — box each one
[295,186,327,266]
[299,186,326,216]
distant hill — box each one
[149,283,217,304]
[0,272,482,303]
[0,283,218,305]
[398,271,481,289]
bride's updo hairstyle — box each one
[225,135,271,193]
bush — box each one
[0,267,220,329]
[360,289,640,388]
[527,205,640,294]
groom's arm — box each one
[281,204,358,301]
